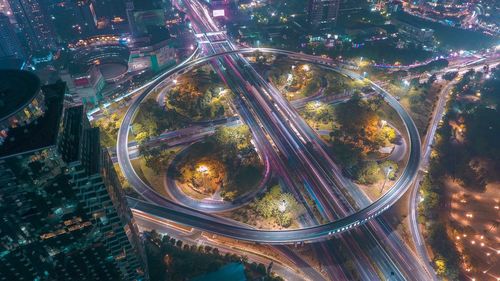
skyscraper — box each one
[0,70,147,281]
[92,0,128,31]
[0,12,23,59]
[308,0,340,27]
[8,0,56,54]
[126,0,166,37]
[77,0,98,33]
[44,0,98,41]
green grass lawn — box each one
[131,157,169,197]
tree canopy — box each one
[333,93,395,153]
[254,185,305,228]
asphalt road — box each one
[117,0,426,278]
[407,60,500,281]
[117,45,422,243]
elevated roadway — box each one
[119,47,422,244]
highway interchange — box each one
[113,0,429,279]
[120,43,422,243]
[110,0,499,279]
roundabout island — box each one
[118,47,421,244]
[164,125,271,212]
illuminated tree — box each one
[434,256,447,277]
[355,161,382,185]
[380,161,398,180]
[254,185,304,227]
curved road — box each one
[119,47,421,244]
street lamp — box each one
[278,199,287,213]
[314,100,321,109]
[380,166,393,194]
[197,165,209,174]
[278,199,287,229]
[381,119,387,128]
[197,165,209,193]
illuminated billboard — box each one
[213,9,225,17]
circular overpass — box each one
[119,47,421,244]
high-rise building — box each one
[77,0,98,33]
[0,13,23,59]
[93,0,128,31]
[126,0,166,37]
[44,0,98,42]
[308,0,340,27]
[8,0,56,54]
[0,70,147,281]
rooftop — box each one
[0,70,41,121]
[0,81,66,159]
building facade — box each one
[308,0,340,27]
[0,13,23,59]
[0,70,45,140]
[8,0,56,54]
[60,64,106,105]
[0,76,147,280]
[128,37,176,73]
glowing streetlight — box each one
[197,165,209,174]
[302,64,310,72]
[314,100,321,109]
[197,165,209,191]
[278,199,287,213]
[380,166,393,194]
